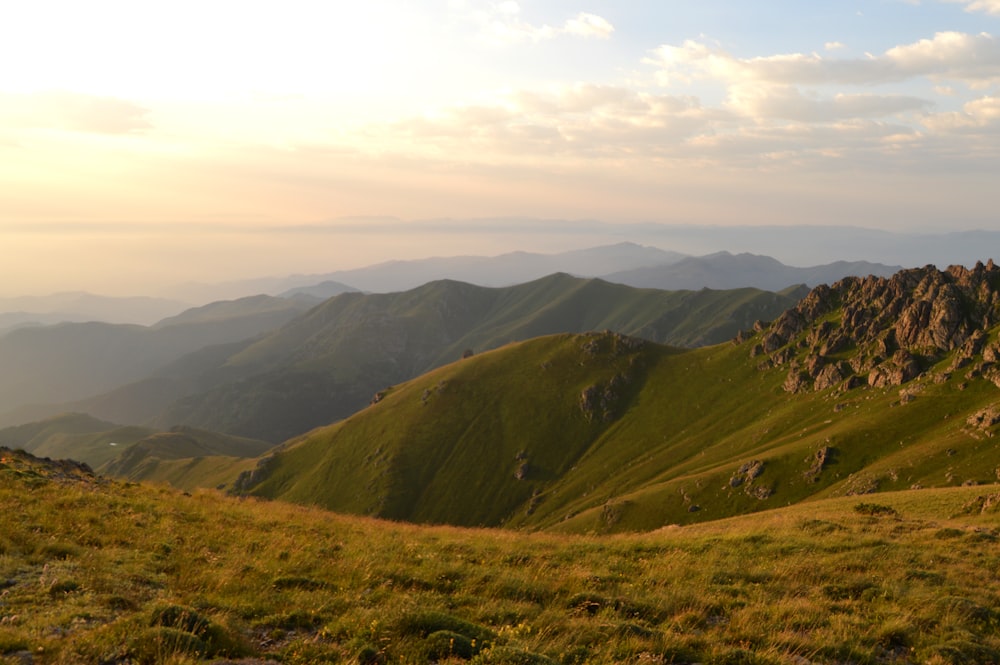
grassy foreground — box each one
[1,450,999,665]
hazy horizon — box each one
[3,220,999,300]
[3,1,998,296]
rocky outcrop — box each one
[580,373,630,422]
[741,261,1000,392]
[868,350,922,388]
[967,405,1000,435]
[804,446,833,482]
[729,460,772,499]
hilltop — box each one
[237,262,1000,531]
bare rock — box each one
[814,362,849,391]
[783,369,811,394]
[984,342,1000,363]
[967,404,1000,433]
[868,350,921,388]
[804,446,833,482]
[730,460,766,491]
[950,329,988,370]
[761,331,785,354]
[756,262,1000,392]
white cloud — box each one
[885,32,1000,83]
[825,42,847,51]
[648,31,1000,86]
[946,0,1000,15]
[464,3,614,44]
[726,84,930,122]
[376,84,715,162]
[923,95,1000,131]
[563,13,615,40]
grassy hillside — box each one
[241,309,1000,531]
[246,332,678,526]
[1,447,998,664]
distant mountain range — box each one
[280,243,687,294]
[2,245,901,324]
[158,243,899,303]
[604,252,900,291]
[0,292,190,332]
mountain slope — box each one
[238,261,1000,531]
[153,275,800,442]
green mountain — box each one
[239,262,1000,532]
[151,274,801,442]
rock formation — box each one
[740,261,1000,392]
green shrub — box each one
[129,626,207,664]
[150,604,211,634]
[147,604,248,658]
[425,630,476,660]
[853,503,898,517]
[397,610,495,644]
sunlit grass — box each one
[1,450,999,664]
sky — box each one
[1,0,999,296]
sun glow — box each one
[1,1,426,101]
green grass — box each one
[1,449,999,664]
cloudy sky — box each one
[1,1,999,295]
